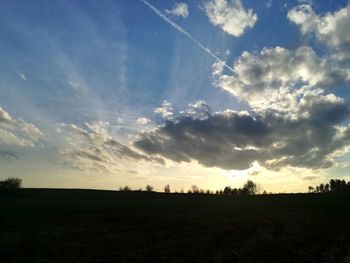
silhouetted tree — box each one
[325,183,330,192]
[242,180,258,195]
[308,179,350,194]
[330,179,336,192]
[315,186,320,193]
[119,185,131,191]
[0,177,22,192]
[146,185,154,192]
[319,183,325,193]
[223,186,232,195]
[164,184,170,193]
[191,185,199,194]
[232,188,238,196]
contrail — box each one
[139,0,236,75]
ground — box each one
[1,189,350,262]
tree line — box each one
[119,180,263,195]
[308,179,350,193]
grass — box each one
[1,189,350,262]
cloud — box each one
[0,106,42,147]
[136,117,151,125]
[135,97,350,170]
[134,2,350,172]
[213,45,350,114]
[266,0,272,9]
[203,0,258,37]
[17,72,26,81]
[179,100,212,120]
[57,121,164,172]
[288,3,350,62]
[165,3,189,18]
[68,80,81,90]
[154,100,174,119]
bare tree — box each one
[146,185,154,192]
[242,180,258,195]
[164,184,170,193]
[191,185,199,194]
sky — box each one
[1,0,350,193]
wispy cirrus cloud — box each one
[0,106,42,147]
[57,121,164,173]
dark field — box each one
[1,189,350,263]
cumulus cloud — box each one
[204,0,257,37]
[57,122,164,172]
[214,46,350,114]
[0,106,42,147]
[165,2,189,18]
[288,3,350,62]
[135,97,350,170]
[154,100,174,119]
[133,4,350,172]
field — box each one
[1,189,350,263]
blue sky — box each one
[1,0,350,192]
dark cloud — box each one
[105,139,165,164]
[135,98,350,170]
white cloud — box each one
[0,106,42,147]
[288,3,350,61]
[204,0,257,37]
[213,45,350,114]
[17,72,26,81]
[154,100,174,119]
[165,2,189,18]
[136,117,151,125]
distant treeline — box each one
[308,179,350,193]
[119,180,264,195]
